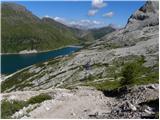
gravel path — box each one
[1,86,117,119]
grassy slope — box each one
[1,3,80,53]
[81,26,116,41]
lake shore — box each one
[0,45,83,55]
[1,46,82,78]
[1,65,33,81]
[1,49,80,81]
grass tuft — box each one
[1,93,52,119]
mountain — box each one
[1,2,80,53]
[88,25,116,40]
[1,1,159,119]
[1,2,115,53]
[126,0,159,31]
[1,2,114,53]
[92,0,159,49]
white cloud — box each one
[88,9,98,16]
[53,16,66,23]
[43,15,103,29]
[44,15,52,18]
[88,0,107,16]
[103,11,114,17]
[92,0,107,9]
[93,20,101,24]
[68,19,103,29]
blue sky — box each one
[5,0,146,28]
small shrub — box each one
[27,93,52,104]
[135,71,159,85]
[1,93,52,119]
[85,80,120,91]
[120,61,143,86]
[1,100,27,119]
[138,55,146,63]
[106,66,119,80]
[87,74,96,81]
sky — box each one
[4,0,146,28]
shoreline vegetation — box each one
[0,45,83,55]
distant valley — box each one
[1,2,115,53]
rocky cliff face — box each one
[96,0,159,47]
[126,0,159,31]
[1,1,159,119]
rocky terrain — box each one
[1,84,159,119]
[1,1,159,119]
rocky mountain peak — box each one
[126,0,159,31]
[139,1,159,13]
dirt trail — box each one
[27,87,116,119]
[1,86,117,119]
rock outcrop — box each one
[1,84,159,119]
[126,0,159,31]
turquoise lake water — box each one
[1,47,80,74]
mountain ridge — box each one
[1,2,115,53]
[2,2,82,53]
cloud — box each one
[44,15,103,29]
[69,19,103,29]
[88,0,106,16]
[44,15,52,18]
[103,11,114,18]
[92,0,107,9]
[88,9,98,16]
[53,16,65,22]
[93,20,101,25]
